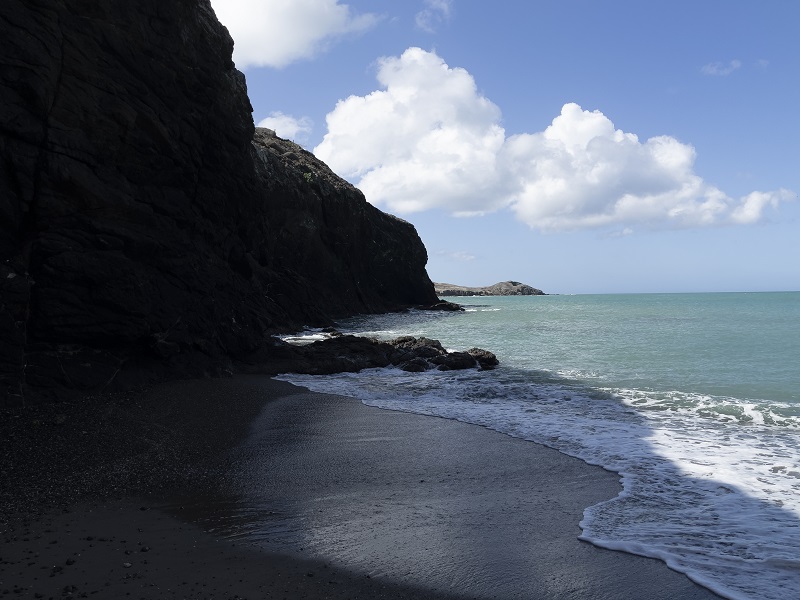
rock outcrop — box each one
[434,281,545,296]
[0,0,439,405]
[256,335,498,376]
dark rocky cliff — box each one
[0,0,438,405]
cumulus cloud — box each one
[701,59,742,76]
[210,0,379,69]
[315,48,507,215]
[314,48,794,232]
[416,0,453,33]
[503,104,744,231]
[257,112,313,143]
[730,190,795,224]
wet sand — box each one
[1,376,721,599]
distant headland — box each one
[434,281,545,296]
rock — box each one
[261,335,498,375]
[0,0,439,406]
[417,300,464,312]
[0,263,30,405]
[152,338,180,359]
[468,348,499,370]
[389,336,446,360]
[280,335,393,375]
[434,281,545,296]
[399,358,430,372]
[430,352,477,371]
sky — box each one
[209,0,800,294]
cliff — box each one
[0,0,438,405]
[434,281,545,296]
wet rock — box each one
[418,301,464,312]
[389,336,446,361]
[399,358,430,372]
[468,348,499,370]
[269,335,499,375]
[431,352,477,371]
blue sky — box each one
[210,0,799,294]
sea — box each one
[276,291,800,600]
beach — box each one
[1,376,720,599]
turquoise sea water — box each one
[279,292,800,600]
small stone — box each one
[123,562,132,568]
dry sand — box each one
[1,376,721,599]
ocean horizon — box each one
[279,290,800,600]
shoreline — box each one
[1,376,721,599]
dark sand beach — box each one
[1,376,720,599]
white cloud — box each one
[314,48,795,233]
[257,112,313,143]
[502,104,741,231]
[210,0,379,69]
[701,59,742,76]
[315,48,508,215]
[415,0,453,33]
[730,190,794,224]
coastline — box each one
[1,376,721,599]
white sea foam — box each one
[278,329,330,345]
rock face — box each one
[0,0,438,405]
[434,281,545,297]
